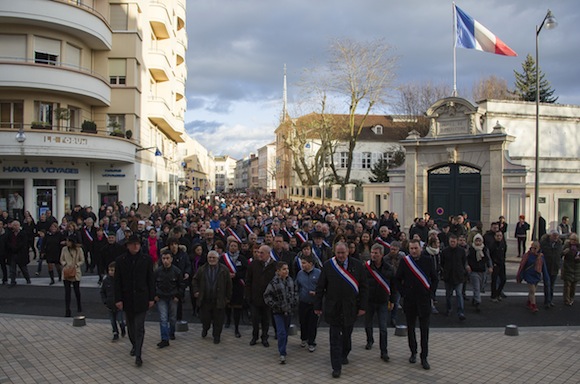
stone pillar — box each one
[24,178,34,220]
[56,178,65,222]
[345,183,356,202]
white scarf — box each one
[472,244,485,261]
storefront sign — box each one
[44,136,88,145]
[2,166,79,174]
[102,169,126,178]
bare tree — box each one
[393,81,449,134]
[299,38,398,185]
[472,75,515,101]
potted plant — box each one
[31,121,51,130]
[108,121,125,137]
[54,107,71,130]
[81,120,97,133]
[125,129,133,139]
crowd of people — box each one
[1,195,579,377]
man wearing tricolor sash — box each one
[395,239,437,370]
[314,242,368,379]
[364,244,396,362]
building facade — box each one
[179,135,214,200]
[214,155,237,193]
[0,0,187,220]
[258,143,276,195]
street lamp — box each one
[534,9,557,240]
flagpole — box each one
[452,2,457,97]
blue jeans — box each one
[445,282,464,315]
[273,313,291,356]
[157,298,177,341]
[364,302,389,355]
[108,309,125,335]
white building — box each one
[178,135,215,199]
[258,143,277,195]
[214,155,237,193]
[0,0,187,220]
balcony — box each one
[149,2,171,39]
[0,127,136,163]
[147,97,184,143]
[176,0,186,31]
[175,76,185,101]
[148,49,171,82]
[0,60,110,106]
[175,38,186,66]
[0,0,111,50]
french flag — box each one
[455,5,517,56]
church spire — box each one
[281,64,288,123]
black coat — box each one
[365,259,396,304]
[440,246,467,285]
[245,259,276,307]
[314,257,369,327]
[114,250,155,313]
[396,255,437,317]
[220,252,248,306]
[7,230,28,264]
[42,231,64,264]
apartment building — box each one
[0,0,187,220]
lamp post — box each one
[533,9,557,240]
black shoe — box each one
[459,313,466,321]
[135,357,142,367]
[500,292,507,298]
[121,326,126,337]
[332,370,341,378]
[224,322,230,329]
[409,353,417,364]
[202,329,208,338]
[213,337,220,344]
[262,340,270,347]
[130,347,136,356]
[381,353,390,362]
[390,319,396,327]
[65,309,71,318]
[26,280,31,284]
[365,342,373,350]
[341,357,349,365]
[421,358,430,370]
[112,334,119,341]
[235,331,241,338]
[157,340,170,348]
[249,338,257,346]
[170,334,175,340]
[49,279,55,285]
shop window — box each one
[65,180,77,212]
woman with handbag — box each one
[60,236,85,317]
[516,241,550,313]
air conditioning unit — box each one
[108,185,118,192]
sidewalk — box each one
[0,314,578,383]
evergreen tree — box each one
[513,54,558,103]
[369,158,390,183]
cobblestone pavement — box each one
[1,314,579,383]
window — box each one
[339,152,348,169]
[64,43,81,70]
[362,152,372,169]
[34,36,60,65]
[110,4,129,30]
[107,114,125,132]
[372,125,383,135]
[109,59,126,85]
[0,34,26,61]
[382,152,393,164]
[0,101,23,129]
[36,101,54,126]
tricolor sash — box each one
[227,227,242,243]
[322,239,330,248]
[243,223,253,234]
[270,250,279,262]
[271,229,276,237]
[375,237,390,249]
[222,252,237,274]
[216,228,226,238]
[295,256,303,272]
[295,231,308,244]
[84,228,94,242]
[330,257,359,294]
[283,228,293,239]
[366,260,391,295]
[311,247,323,267]
[403,255,431,290]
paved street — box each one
[1,313,579,383]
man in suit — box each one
[315,242,368,379]
[114,235,155,367]
[396,239,438,370]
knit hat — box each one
[473,234,484,243]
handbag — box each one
[63,266,76,279]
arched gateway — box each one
[428,163,481,227]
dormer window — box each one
[372,125,383,134]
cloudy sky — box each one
[184,0,579,159]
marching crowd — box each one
[1,195,579,377]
